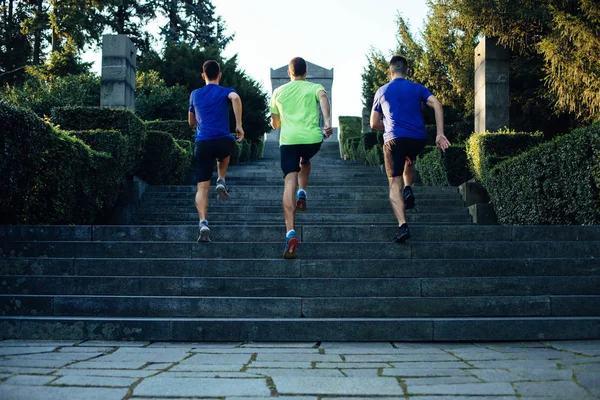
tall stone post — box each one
[101,35,136,109]
[361,107,371,134]
[474,36,509,133]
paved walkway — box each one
[0,340,598,399]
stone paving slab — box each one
[169,363,244,372]
[2,374,57,385]
[0,340,598,399]
[134,377,271,397]
[0,385,128,400]
[51,375,138,387]
[52,368,156,377]
[407,382,516,395]
[0,347,58,356]
[273,376,404,395]
[92,347,188,363]
[65,360,148,369]
[79,340,149,347]
[382,368,472,377]
[513,381,593,397]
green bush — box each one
[339,116,362,157]
[239,139,252,162]
[175,139,194,156]
[145,120,195,141]
[255,136,266,159]
[466,129,544,181]
[366,144,384,167]
[138,131,192,185]
[0,101,122,224]
[51,106,147,175]
[416,145,471,186]
[67,130,128,170]
[230,139,242,165]
[0,72,100,118]
[135,70,189,121]
[250,137,264,161]
[485,126,600,224]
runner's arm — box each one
[426,95,450,151]
[370,110,384,131]
[188,112,196,127]
[318,90,333,136]
[271,113,281,130]
[228,92,244,141]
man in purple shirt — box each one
[188,60,244,242]
[370,56,450,243]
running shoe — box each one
[392,223,410,243]
[197,219,210,243]
[296,189,307,212]
[283,230,299,259]
[216,178,230,201]
[403,186,415,210]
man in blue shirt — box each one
[189,60,244,242]
[370,55,450,243]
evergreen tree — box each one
[0,0,33,84]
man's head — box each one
[389,55,409,77]
[288,57,307,79]
[202,60,221,82]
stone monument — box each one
[474,36,509,133]
[101,35,136,109]
[270,61,334,141]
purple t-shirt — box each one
[372,78,433,142]
[189,84,236,142]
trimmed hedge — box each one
[0,101,122,224]
[138,131,193,185]
[339,116,362,158]
[485,126,600,225]
[67,130,128,170]
[145,120,195,141]
[363,131,378,150]
[51,107,147,175]
[366,144,384,167]
[466,130,544,182]
[415,145,471,186]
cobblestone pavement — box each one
[0,340,598,399]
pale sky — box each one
[213,0,429,127]
[85,0,430,127]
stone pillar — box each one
[474,36,509,133]
[101,35,136,109]
[361,107,371,134]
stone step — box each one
[2,225,592,243]
[136,205,468,215]
[3,258,598,278]
[141,198,467,207]
[2,241,599,259]
[132,213,472,224]
[2,276,598,297]
[3,294,598,318]
[1,316,598,341]
[142,192,461,201]
[145,185,460,194]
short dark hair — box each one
[203,60,220,80]
[389,56,408,75]
[289,57,307,77]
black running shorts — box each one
[280,142,322,177]
[193,137,235,183]
[383,138,427,178]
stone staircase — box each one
[0,136,599,341]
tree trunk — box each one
[32,0,43,64]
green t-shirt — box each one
[270,80,325,145]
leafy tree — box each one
[102,0,156,52]
[446,0,599,123]
[1,70,100,116]
[0,0,33,84]
[135,70,188,121]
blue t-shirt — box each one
[372,78,433,142]
[189,84,236,142]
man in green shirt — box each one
[270,57,333,259]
